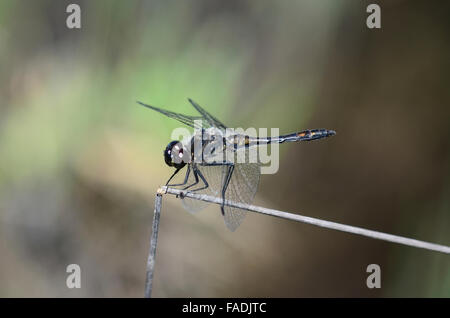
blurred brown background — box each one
[0,0,449,297]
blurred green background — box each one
[0,0,449,297]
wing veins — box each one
[187,98,228,130]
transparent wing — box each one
[183,142,261,231]
[138,100,227,130]
[138,101,204,128]
[217,147,260,231]
[222,161,261,231]
[188,98,228,131]
[181,164,223,213]
[180,161,260,232]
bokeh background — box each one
[0,0,449,297]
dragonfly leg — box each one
[220,164,235,215]
[179,166,209,199]
[197,161,235,213]
[164,167,182,193]
[182,166,200,190]
[167,165,191,187]
[181,162,233,201]
[188,166,209,193]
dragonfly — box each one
[138,98,336,231]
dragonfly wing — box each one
[181,160,261,232]
[220,146,261,231]
[181,164,223,213]
[138,101,207,129]
[222,161,261,231]
[188,98,228,131]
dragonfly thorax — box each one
[164,140,189,169]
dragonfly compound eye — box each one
[164,140,188,169]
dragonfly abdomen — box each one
[245,129,336,146]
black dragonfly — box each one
[139,99,335,231]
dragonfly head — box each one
[164,140,188,169]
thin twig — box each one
[144,186,449,297]
[161,186,450,255]
[144,192,163,298]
